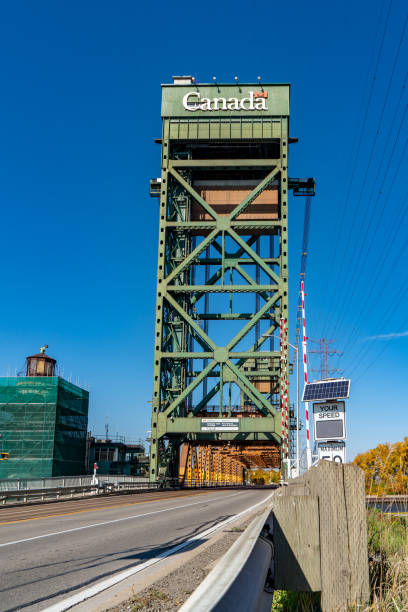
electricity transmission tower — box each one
[309,338,343,380]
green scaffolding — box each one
[0,377,89,479]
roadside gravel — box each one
[104,514,257,612]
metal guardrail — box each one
[0,474,149,492]
[0,478,255,505]
[0,484,98,504]
[0,474,272,493]
[366,494,408,503]
[0,480,161,505]
[180,507,274,612]
[366,494,408,514]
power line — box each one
[329,114,408,348]
[327,17,408,341]
[331,133,408,369]
[352,279,408,382]
[319,0,394,336]
[346,200,408,377]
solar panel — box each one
[302,379,350,402]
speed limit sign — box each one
[318,441,346,463]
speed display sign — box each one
[313,401,346,441]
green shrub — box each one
[271,590,320,611]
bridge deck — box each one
[0,488,271,611]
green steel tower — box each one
[149,77,314,483]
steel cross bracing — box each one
[149,84,292,483]
[149,154,288,481]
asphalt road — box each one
[0,488,271,611]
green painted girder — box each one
[193,314,279,320]
[165,221,282,229]
[191,258,280,265]
[169,159,280,168]
[167,285,279,293]
[186,369,280,378]
[159,414,278,434]
[149,99,290,482]
[165,431,282,444]
[161,351,280,359]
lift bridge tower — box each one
[149,76,315,484]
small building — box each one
[88,436,148,476]
[0,347,89,479]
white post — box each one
[301,281,312,470]
[296,345,300,477]
[92,462,98,486]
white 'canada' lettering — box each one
[182,91,268,112]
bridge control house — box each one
[0,348,89,479]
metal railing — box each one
[0,475,254,505]
[92,435,145,447]
[0,473,273,506]
[0,484,99,504]
[0,478,157,505]
[0,474,149,492]
[180,506,274,612]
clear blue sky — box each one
[1,0,407,459]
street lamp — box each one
[261,334,300,478]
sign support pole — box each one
[301,281,312,469]
[296,342,300,476]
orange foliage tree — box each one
[249,468,280,484]
[354,437,408,495]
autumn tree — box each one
[354,437,408,495]
[249,468,280,484]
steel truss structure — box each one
[178,441,280,486]
[148,80,311,483]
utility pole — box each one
[309,338,343,380]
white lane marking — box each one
[0,492,242,548]
[43,492,275,612]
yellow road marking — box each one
[0,492,209,526]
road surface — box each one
[0,488,271,611]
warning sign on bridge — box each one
[201,418,240,432]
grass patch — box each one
[364,508,408,611]
[225,526,244,532]
[130,588,169,611]
[367,508,408,557]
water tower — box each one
[26,345,56,377]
